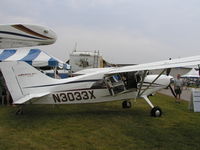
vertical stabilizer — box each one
[0,62,24,102]
[0,61,54,104]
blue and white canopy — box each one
[0,48,70,69]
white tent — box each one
[0,48,70,69]
[181,68,200,78]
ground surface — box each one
[159,88,192,101]
[0,93,200,150]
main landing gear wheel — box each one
[122,100,131,109]
[151,106,162,117]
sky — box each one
[1,0,200,64]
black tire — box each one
[151,106,162,117]
[122,101,131,109]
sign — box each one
[192,89,200,112]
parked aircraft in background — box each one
[0,24,56,49]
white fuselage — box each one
[0,61,172,105]
[28,74,172,105]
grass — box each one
[0,93,200,150]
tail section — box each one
[0,62,24,103]
[0,61,103,104]
[0,61,55,104]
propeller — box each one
[166,58,172,76]
[165,59,177,98]
[166,75,177,98]
[166,68,171,76]
[168,83,176,98]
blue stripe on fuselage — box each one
[24,79,101,88]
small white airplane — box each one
[1,24,200,117]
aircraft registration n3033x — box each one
[1,23,200,117]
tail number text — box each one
[52,90,96,103]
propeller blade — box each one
[166,58,172,76]
[168,84,176,98]
[198,64,200,76]
[166,68,171,76]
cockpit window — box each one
[91,79,106,89]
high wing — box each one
[107,55,200,74]
[0,24,57,49]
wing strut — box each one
[138,69,166,97]
[137,70,148,98]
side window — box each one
[125,72,138,89]
[91,79,106,89]
[104,74,126,95]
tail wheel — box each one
[122,100,131,109]
[16,109,23,115]
[151,106,162,117]
[15,105,24,115]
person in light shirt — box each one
[174,74,184,103]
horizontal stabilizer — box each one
[13,92,50,104]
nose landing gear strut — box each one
[142,95,162,117]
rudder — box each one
[0,61,55,104]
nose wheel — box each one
[142,95,162,117]
[151,106,162,117]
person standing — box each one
[0,71,12,105]
[0,71,4,105]
[174,74,184,103]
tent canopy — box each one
[181,68,200,78]
[0,49,70,69]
